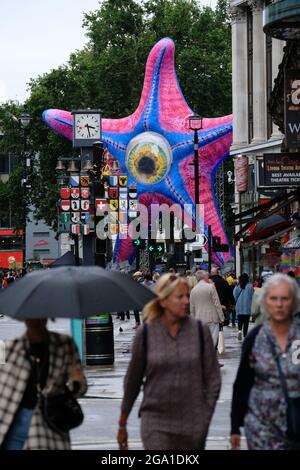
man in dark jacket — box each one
[210,267,234,325]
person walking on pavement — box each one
[117,273,221,450]
[233,273,254,340]
[190,271,224,347]
[132,271,145,329]
[226,274,237,327]
[210,267,234,326]
[230,273,300,450]
[0,319,87,450]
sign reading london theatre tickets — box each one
[263,153,300,187]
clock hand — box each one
[84,124,91,137]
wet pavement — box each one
[0,315,248,450]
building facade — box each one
[0,152,60,268]
[230,0,300,279]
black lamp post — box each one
[188,114,203,269]
[188,114,203,215]
[19,111,31,270]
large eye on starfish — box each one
[125,132,172,185]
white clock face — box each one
[74,114,100,139]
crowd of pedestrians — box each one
[117,267,300,450]
[0,264,299,450]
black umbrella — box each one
[0,266,156,319]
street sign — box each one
[197,234,207,246]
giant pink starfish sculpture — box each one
[43,37,233,265]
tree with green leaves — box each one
[0,0,232,232]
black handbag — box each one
[40,385,84,435]
[266,333,300,441]
[29,345,84,435]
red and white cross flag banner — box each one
[95,198,108,214]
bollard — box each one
[85,314,114,365]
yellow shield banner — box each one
[80,176,90,187]
[110,200,118,211]
[119,175,128,187]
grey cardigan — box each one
[121,316,221,438]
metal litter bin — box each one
[85,314,114,365]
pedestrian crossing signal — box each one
[212,236,229,252]
[148,242,165,254]
[132,239,145,249]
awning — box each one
[241,226,294,248]
[230,188,300,241]
[283,237,300,249]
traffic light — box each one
[156,242,165,254]
[212,236,221,251]
[212,236,229,253]
[132,239,146,250]
[148,242,165,254]
[148,242,156,253]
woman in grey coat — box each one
[117,273,221,450]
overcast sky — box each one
[0,0,217,104]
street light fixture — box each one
[19,112,31,128]
[19,111,31,271]
[188,114,203,212]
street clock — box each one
[72,110,102,148]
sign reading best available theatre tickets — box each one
[263,153,300,188]
[285,70,300,148]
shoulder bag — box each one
[39,385,84,435]
[33,356,84,435]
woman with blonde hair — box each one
[117,273,221,450]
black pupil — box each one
[138,156,155,175]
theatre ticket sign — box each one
[263,153,300,188]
